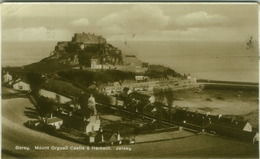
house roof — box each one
[88,131,98,137]
[129,92,151,102]
[46,117,63,124]
[109,133,118,142]
[13,79,29,85]
[12,78,21,83]
[207,118,250,130]
[206,123,257,141]
[143,104,155,112]
[3,72,12,76]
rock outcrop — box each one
[44,33,126,66]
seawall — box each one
[197,79,259,91]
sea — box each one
[2,41,259,83]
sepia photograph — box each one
[1,2,259,159]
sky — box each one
[1,3,259,42]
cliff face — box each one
[44,33,125,66]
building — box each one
[135,76,149,82]
[3,71,13,84]
[39,89,72,104]
[100,82,122,95]
[46,117,63,129]
[12,79,30,92]
[88,131,98,143]
[86,115,101,134]
[214,117,253,132]
[91,58,102,69]
[128,92,151,103]
[110,96,124,106]
[253,132,259,144]
[109,133,118,145]
[72,32,106,44]
[242,122,253,132]
[206,121,257,143]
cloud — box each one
[71,18,90,27]
[105,27,246,42]
[159,27,246,42]
[100,25,125,35]
[97,4,170,34]
[3,27,72,42]
[174,11,227,28]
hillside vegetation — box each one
[57,69,136,87]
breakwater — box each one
[197,79,258,91]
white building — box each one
[3,72,13,84]
[135,75,149,82]
[39,89,72,104]
[100,82,123,95]
[13,80,30,91]
[91,59,102,69]
[46,117,63,129]
[253,132,259,143]
[243,122,253,132]
[86,115,101,134]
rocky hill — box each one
[42,32,141,68]
[3,33,182,81]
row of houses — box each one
[3,71,30,91]
[95,76,197,96]
[116,91,259,143]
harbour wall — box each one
[197,79,258,91]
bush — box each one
[36,96,56,117]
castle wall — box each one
[72,33,106,44]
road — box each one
[2,97,259,158]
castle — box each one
[54,32,107,52]
[71,32,106,44]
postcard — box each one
[1,2,259,159]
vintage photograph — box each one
[1,2,259,158]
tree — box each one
[153,88,165,103]
[153,88,165,127]
[37,96,56,118]
[153,88,175,126]
[26,72,45,97]
[164,88,174,125]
